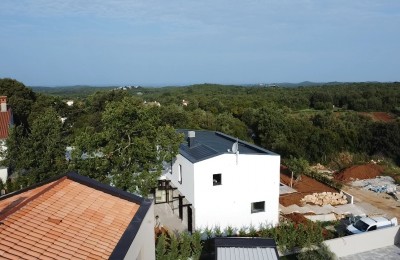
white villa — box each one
[155,130,280,231]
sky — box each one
[1,0,400,86]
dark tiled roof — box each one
[0,172,152,260]
[177,130,277,163]
[180,143,219,162]
[0,108,13,139]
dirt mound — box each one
[360,112,396,122]
[334,164,384,182]
[283,213,310,224]
[372,112,396,122]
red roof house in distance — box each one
[0,96,13,140]
[0,173,155,260]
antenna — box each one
[232,138,239,165]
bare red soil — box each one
[283,213,310,224]
[280,166,337,206]
[360,112,396,122]
[334,164,384,182]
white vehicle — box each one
[346,216,398,235]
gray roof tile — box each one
[178,130,277,163]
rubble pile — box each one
[301,192,348,206]
[352,176,397,193]
[310,163,333,174]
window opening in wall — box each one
[178,164,182,184]
[251,201,265,213]
[213,174,222,186]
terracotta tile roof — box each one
[0,108,12,139]
[0,173,152,260]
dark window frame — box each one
[251,201,265,213]
[213,174,222,186]
[178,164,182,184]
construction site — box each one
[279,163,400,232]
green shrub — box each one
[248,224,258,237]
[238,227,247,236]
[179,232,192,260]
[191,231,203,260]
[156,233,167,259]
[224,225,235,237]
[297,243,336,260]
[305,171,343,190]
[155,231,204,260]
[214,225,223,237]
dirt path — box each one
[342,185,400,220]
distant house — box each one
[65,100,74,106]
[0,96,13,183]
[143,101,161,107]
[0,172,155,260]
[155,130,280,231]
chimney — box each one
[0,96,7,112]
[187,131,195,148]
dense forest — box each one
[2,78,400,193]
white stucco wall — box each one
[123,203,155,260]
[168,154,195,204]
[168,151,280,231]
[193,153,280,230]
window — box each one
[170,160,174,174]
[368,225,377,231]
[178,164,182,184]
[213,174,222,186]
[251,201,265,213]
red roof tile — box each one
[0,108,12,139]
[0,174,144,259]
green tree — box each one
[253,105,289,151]
[215,112,249,140]
[285,156,310,184]
[4,108,66,184]
[73,97,183,195]
[0,78,36,128]
[158,104,189,128]
[2,125,25,173]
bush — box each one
[224,225,235,237]
[304,171,343,190]
[161,221,325,258]
[297,243,336,260]
[155,231,203,260]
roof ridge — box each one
[0,176,67,221]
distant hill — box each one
[30,81,391,98]
[253,81,348,88]
[31,86,116,98]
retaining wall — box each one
[324,225,400,258]
[341,190,354,204]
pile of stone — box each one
[352,176,397,193]
[310,163,333,174]
[301,192,348,206]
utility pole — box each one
[290,171,294,188]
